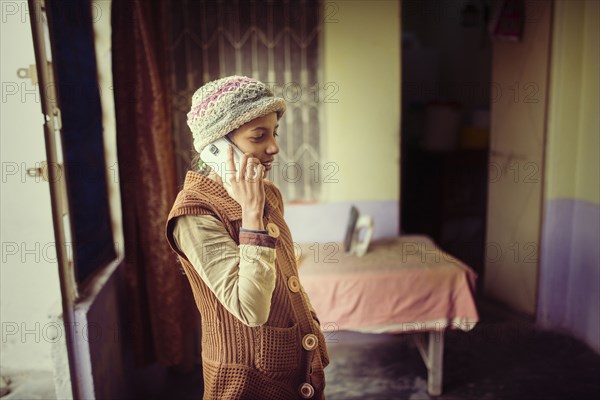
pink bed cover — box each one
[297,235,479,334]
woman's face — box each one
[228,112,280,172]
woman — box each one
[165,76,329,399]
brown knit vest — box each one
[165,171,328,399]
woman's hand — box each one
[226,145,266,231]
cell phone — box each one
[200,136,245,184]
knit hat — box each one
[187,76,287,154]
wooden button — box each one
[266,222,280,238]
[287,275,300,293]
[298,383,314,398]
[302,333,319,351]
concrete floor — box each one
[2,298,599,399]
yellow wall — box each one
[322,0,401,202]
[545,0,600,205]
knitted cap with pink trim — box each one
[187,76,286,154]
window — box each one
[167,0,324,201]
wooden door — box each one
[484,0,553,316]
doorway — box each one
[400,0,493,287]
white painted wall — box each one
[0,0,62,371]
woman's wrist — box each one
[242,211,264,231]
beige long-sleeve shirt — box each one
[173,213,317,327]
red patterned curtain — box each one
[112,0,196,368]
